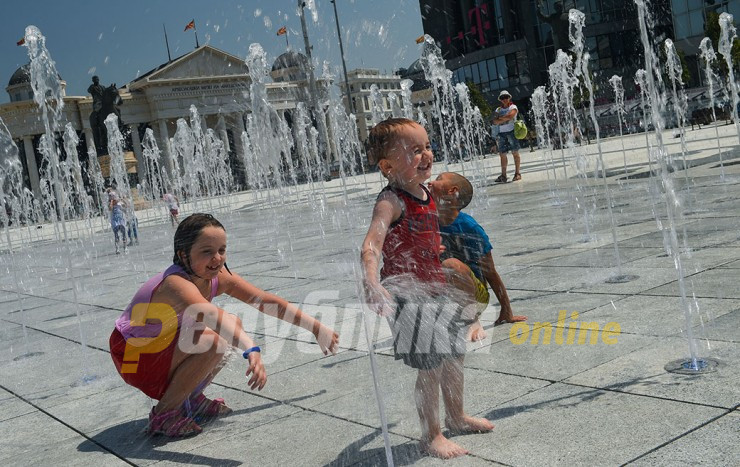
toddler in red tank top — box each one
[360,118,493,459]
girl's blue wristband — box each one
[242,346,261,359]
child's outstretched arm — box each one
[160,275,267,390]
[479,252,526,324]
[360,192,402,316]
[219,272,339,355]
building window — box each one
[363,96,369,111]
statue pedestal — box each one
[97,152,150,210]
[97,151,138,178]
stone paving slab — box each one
[471,330,656,383]
[642,268,740,299]
[580,295,739,338]
[152,410,413,467]
[464,382,727,466]
[629,410,740,466]
[308,362,550,441]
[0,388,37,423]
[0,124,739,465]
[0,409,128,467]
[83,387,302,466]
[563,336,739,408]
[502,264,679,294]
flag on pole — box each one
[277,26,287,36]
[184,20,195,32]
[16,37,25,46]
[415,35,425,44]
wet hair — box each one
[442,172,474,209]
[366,117,420,166]
[172,213,232,276]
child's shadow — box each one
[324,424,425,466]
[78,390,327,465]
[77,418,241,466]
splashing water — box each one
[635,0,700,369]
[664,39,693,201]
[22,25,93,381]
[718,12,740,144]
[608,75,629,177]
[698,37,726,181]
[569,8,625,278]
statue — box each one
[537,1,570,52]
[88,76,123,156]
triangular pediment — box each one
[132,46,249,87]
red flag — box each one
[184,20,195,32]
[16,37,25,46]
[277,26,287,36]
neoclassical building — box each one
[338,68,403,142]
[1,45,330,198]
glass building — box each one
[418,0,739,113]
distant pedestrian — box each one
[492,90,521,182]
[126,197,139,246]
[107,187,127,254]
[163,193,180,226]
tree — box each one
[465,81,492,120]
[658,46,691,85]
[705,11,740,74]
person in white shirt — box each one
[492,90,521,182]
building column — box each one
[216,115,230,153]
[83,128,95,155]
[325,109,338,165]
[228,113,247,188]
[22,136,41,198]
[129,124,146,185]
[156,119,174,180]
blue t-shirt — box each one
[440,212,492,281]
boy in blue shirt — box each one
[429,172,526,341]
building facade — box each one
[670,0,740,85]
[417,0,740,117]
[419,0,659,113]
[1,45,330,199]
[338,68,403,141]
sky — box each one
[1,0,425,103]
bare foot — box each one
[494,315,527,326]
[467,320,488,342]
[446,415,495,433]
[420,433,469,459]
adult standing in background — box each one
[492,90,521,182]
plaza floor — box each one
[0,123,738,466]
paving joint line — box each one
[0,383,137,466]
[621,406,739,466]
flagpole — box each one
[163,24,172,62]
[331,0,354,114]
[195,29,200,48]
[285,31,289,49]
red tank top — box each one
[380,185,446,285]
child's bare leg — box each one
[416,367,468,459]
[442,357,494,433]
[156,329,226,414]
[442,258,487,342]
